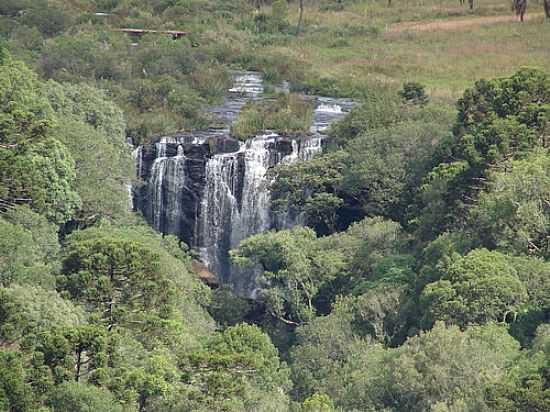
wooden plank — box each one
[113,28,188,37]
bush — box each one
[231,93,314,140]
[399,81,429,106]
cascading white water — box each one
[149,158,166,231]
[232,135,274,243]
[198,150,242,271]
[198,133,299,277]
[134,71,355,293]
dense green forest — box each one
[0,0,549,411]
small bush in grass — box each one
[399,82,429,106]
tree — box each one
[208,287,252,328]
[0,351,34,412]
[416,68,550,240]
[301,393,335,412]
[341,120,445,223]
[0,55,80,223]
[0,218,53,287]
[354,283,408,345]
[420,249,527,327]
[0,54,53,147]
[44,81,132,224]
[33,325,108,385]
[297,0,304,35]
[486,325,550,411]
[59,235,174,331]
[342,323,520,412]
[59,224,216,345]
[4,205,60,261]
[512,0,527,22]
[122,350,179,412]
[8,138,81,223]
[231,227,346,325]
[290,298,368,400]
[182,324,290,411]
[470,151,550,258]
[272,0,289,32]
[0,286,84,346]
[47,381,123,412]
[270,150,348,231]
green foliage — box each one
[208,287,252,328]
[0,55,80,223]
[399,81,430,106]
[231,93,314,140]
[4,205,60,261]
[0,351,34,412]
[34,26,232,142]
[420,249,527,327]
[270,102,453,232]
[290,298,367,400]
[0,218,56,288]
[0,54,53,144]
[10,138,81,223]
[182,323,290,411]
[0,286,84,345]
[313,217,406,312]
[252,0,290,34]
[231,226,346,325]
[470,150,550,258]
[0,5,550,411]
[270,150,347,231]
[341,120,447,222]
[486,325,550,411]
[60,235,174,330]
[301,393,335,412]
[18,1,72,37]
[59,223,215,342]
[416,68,550,240]
[47,381,123,412]
[45,81,132,223]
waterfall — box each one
[133,71,355,294]
[149,157,167,231]
[198,149,243,274]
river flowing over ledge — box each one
[133,72,354,296]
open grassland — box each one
[265,0,550,102]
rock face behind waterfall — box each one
[133,72,354,296]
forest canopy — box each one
[0,0,549,411]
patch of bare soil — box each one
[386,12,545,37]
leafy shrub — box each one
[231,93,314,140]
[399,81,429,106]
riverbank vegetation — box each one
[231,93,314,140]
[1,0,549,411]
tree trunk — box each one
[297,0,304,35]
[75,349,82,382]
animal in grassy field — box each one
[512,0,527,21]
[544,0,550,18]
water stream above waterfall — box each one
[133,72,354,296]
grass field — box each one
[263,0,550,102]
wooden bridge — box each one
[114,28,187,39]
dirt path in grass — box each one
[386,12,546,37]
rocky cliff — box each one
[133,73,354,295]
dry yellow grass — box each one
[269,0,550,101]
[386,12,546,36]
